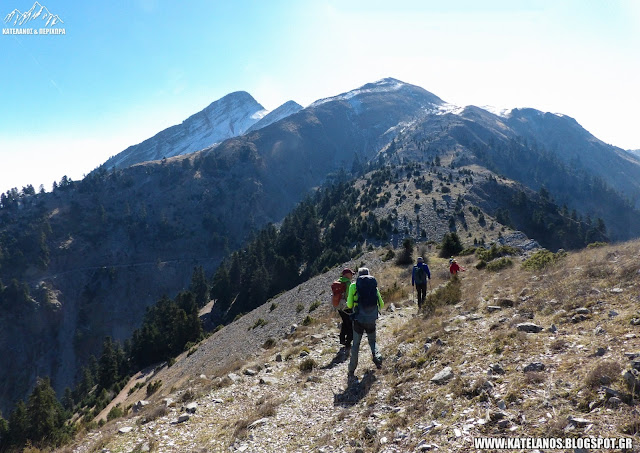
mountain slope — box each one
[378,103,640,241]
[103,91,267,170]
[65,242,640,452]
[0,79,445,414]
[245,100,302,133]
[2,77,640,421]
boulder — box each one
[133,400,149,412]
[430,367,454,384]
[524,362,545,373]
[259,376,279,385]
[228,373,242,384]
[118,426,133,434]
[575,307,590,315]
[185,402,198,414]
[571,314,588,323]
[622,369,640,394]
[516,323,543,333]
[176,414,190,423]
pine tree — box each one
[98,337,119,390]
[26,377,65,446]
[189,266,210,307]
[440,232,463,257]
[211,263,232,309]
[8,400,28,447]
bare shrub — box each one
[585,360,622,388]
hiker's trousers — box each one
[348,320,381,373]
[338,310,353,346]
[415,283,427,308]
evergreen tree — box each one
[98,337,119,390]
[62,387,74,412]
[25,377,65,446]
[189,266,210,307]
[211,264,232,309]
[440,232,463,257]
[8,400,28,447]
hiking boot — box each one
[373,355,383,369]
[347,372,357,384]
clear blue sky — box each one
[1,0,639,194]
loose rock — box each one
[524,362,545,372]
[516,323,543,333]
[430,367,454,384]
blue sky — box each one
[1,0,639,194]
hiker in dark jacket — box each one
[346,267,384,382]
[411,257,431,309]
[336,268,354,351]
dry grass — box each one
[585,360,623,388]
[232,395,284,439]
[138,405,168,424]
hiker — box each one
[411,256,431,309]
[333,268,354,352]
[346,267,384,382]
[449,258,465,276]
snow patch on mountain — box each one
[429,102,465,116]
[309,78,406,108]
[479,105,512,118]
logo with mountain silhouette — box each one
[4,1,63,27]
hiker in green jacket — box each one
[346,267,384,382]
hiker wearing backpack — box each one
[449,258,465,276]
[346,267,384,381]
[331,268,354,352]
[411,256,431,309]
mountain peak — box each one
[245,100,303,134]
[103,91,267,169]
[309,77,443,108]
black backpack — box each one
[355,275,379,322]
[414,265,427,285]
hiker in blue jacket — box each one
[411,256,431,309]
[346,267,384,382]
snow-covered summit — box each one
[104,91,267,169]
[309,78,408,108]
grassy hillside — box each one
[58,239,640,452]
